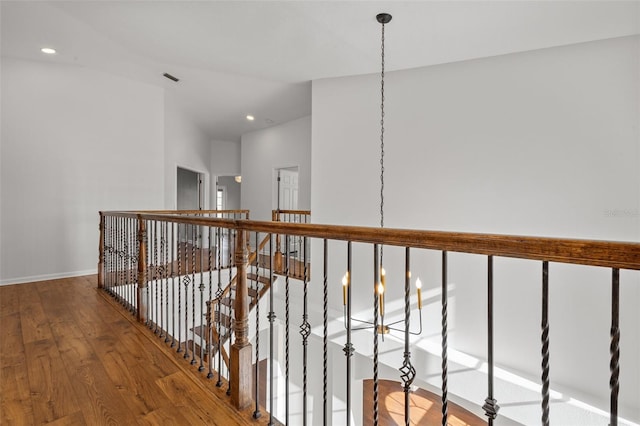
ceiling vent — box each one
[163,73,179,82]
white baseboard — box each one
[0,269,97,286]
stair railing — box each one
[99,210,639,426]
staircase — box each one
[191,235,273,370]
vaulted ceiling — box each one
[2,1,638,141]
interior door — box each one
[177,167,202,245]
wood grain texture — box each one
[363,379,485,426]
[105,212,640,270]
[0,275,273,425]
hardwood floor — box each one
[0,275,271,425]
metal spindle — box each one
[216,226,223,387]
[160,221,166,338]
[191,224,197,365]
[373,244,380,426]
[610,268,620,426]
[323,239,329,426]
[285,234,290,423]
[344,241,354,426]
[177,223,183,353]
[484,255,499,424]
[301,237,310,425]
[199,225,205,371]
[268,234,276,426]
[153,221,159,332]
[441,250,449,426]
[170,222,176,347]
[254,232,262,419]
[540,261,550,426]
[400,247,416,426]
[207,226,214,378]
[227,227,234,396]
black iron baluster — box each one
[199,224,205,371]
[268,234,276,426]
[344,241,354,426]
[191,224,197,365]
[153,220,159,332]
[216,226,223,387]
[170,222,176,347]
[227,227,234,396]
[540,261,550,426]
[254,232,262,419]
[285,234,291,424]
[441,250,449,426]
[484,255,500,424]
[207,225,214,378]
[177,223,183,353]
[373,244,380,426]
[610,268,620,426]
[160,221,166,339]
[301,237,310,426]
[323,239,329,426]
[400,247,416,426]
[183,234,191,359]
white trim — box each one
[0,269,96,286]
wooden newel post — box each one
[137,216,148,324]
[98,212,105,289]
[231,228,253,410]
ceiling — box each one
[2,1,639,141]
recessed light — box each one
[41,47,56,55]
[246,115,255,121]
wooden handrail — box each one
[104,212,640,271]
[272,209,312,217]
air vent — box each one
[163,73,179,82]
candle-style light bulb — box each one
[381,267,386,288]
[342,274,348,306]
[377,281,385,316]
[416,277,423,310]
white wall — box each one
[312,36,639,420]
[217,176,241,210]
[241,116,311,221]
[164,94,211,210]
[211,139,241,210]
[0,58,164,284]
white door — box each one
[277,168,300,256]
[278,169,299,211]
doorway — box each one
[176,167,204,246]
[275,167,299,211]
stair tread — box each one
[247,273,271,285]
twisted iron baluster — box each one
[300,237,310,425]
[170,222,176,347]
[191,225,197,365]
[285,234,291,424]
[207,226,214,378]
[323,239,329,426]
[484,255,499,423]
[153,221,159,332]
[610,268,620,426]
[198,225,205,371]
[253,232,262,419]
[541,261,550,426]
[268,235,276,426]
[400,248,416,426]
[159,222,166,338]
[441,251,449,426]
[344,241,354,426]
[183,240,191,359]
[216,226,223,387]
[227,227,234,396]
[373,244,380,426]
[177,224,183,353]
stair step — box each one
[247,273,271,285]
[215,311,232,328]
